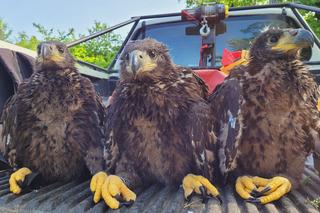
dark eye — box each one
[149,50,156,58]
[269,36,278,43]
[57,46,64,53]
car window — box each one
[132,14,320,68]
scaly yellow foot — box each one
[235,176,269,200]
[9,167,32,194]
[182,174,221,203]
[235,176,291,204]
[90,172,136,209]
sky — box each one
[0,0,186,39]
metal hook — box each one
[200,18,210,37]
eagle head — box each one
[35,41,74,70]
[120,39,174,80]
[250,28,314,62]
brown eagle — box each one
[209,28,319,204]
[89,39,220,209]
[0,41,106,194]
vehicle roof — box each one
[0,41,37,58]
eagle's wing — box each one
[0,80,32,169]
[192,71,209,99]
[208,68,245,177]
[66,77,107,175]
[307,80,320,172]
[176,67,209,99]
[0,95,17,167]
[188,100,217,181]
[103,101,119,172]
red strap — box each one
[199,44,209,67]
[181,10,198,21]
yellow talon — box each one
[252,176,270,187]
[90,171,108,203]
[257,176,292,204]
[235,176,254,199]
[240,176,257,192]
[90,172,136,209]
[182,174,220,202]
[9,167,32,194]
[235,175,292,204]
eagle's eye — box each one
[57,46,65,53]
[268,35,278,44]
[148,50,156,58]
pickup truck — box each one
[0,3,319,213]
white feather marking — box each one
[218,121,229,174]
[200,151,205,162]
[6,134,11,145]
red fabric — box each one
[221,48,242,66]
[181,10,198,21]
[199,44,210,67]
[194,69,226,93]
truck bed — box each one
[0,167,318,213]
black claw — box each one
[246,197,261,204]
[259,187,271,194]
[185,191,195,202]
[250,189,262,197]
[18,172,41,192]
[216,195,223,204]
[17,180,23,188]
[199,186,208,203]
[119,200,134,208]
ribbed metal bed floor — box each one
[0,167,318,213]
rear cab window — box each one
[111,13,320,71]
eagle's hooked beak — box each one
[272,29,314,52]
[38,43,64,62]
[129,50,142,74]
[40,43,52,59]
[128,50,157,75]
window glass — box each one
[132,15,320,68]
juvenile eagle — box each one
[90,39,220,209]
[209,28,319,204]
[1,41,106,194]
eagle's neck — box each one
[29,67,82,114]
[32,67,81,87]
[243,59,316,104]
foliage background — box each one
[0,20,122,69]
[0,0,319,69]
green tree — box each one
[0,19,12,41]
[6,20,122,69]
[184,0,320,38]
[15,32,40,50]
[69,21,122,68]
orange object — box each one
[220,48,249,75]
